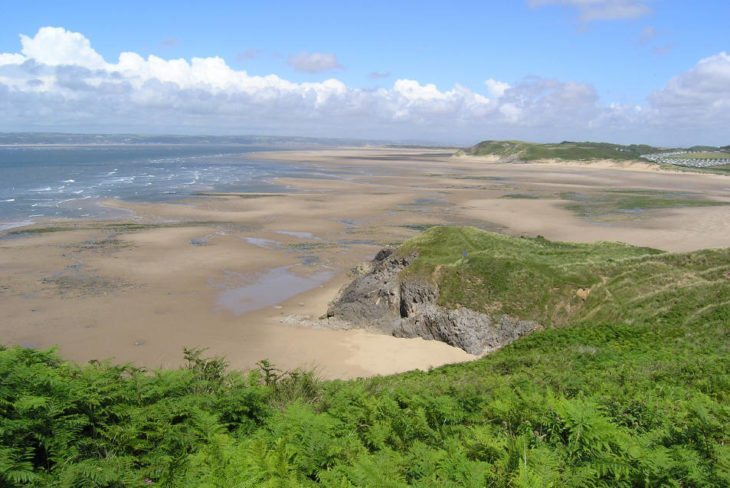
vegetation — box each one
[680,152,730,160]
[560,190,728,221]
[399,227,730,327]
[710,164,730,174]
[2,227,729,486]
[500,193,541,199]
[463,140,662,161]
[2,221,233,239]
[3,226,71,237]
[461,140,730,173]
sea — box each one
[0,144,336,231]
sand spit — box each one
[1,147,729,378]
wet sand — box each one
[1,147,729,378]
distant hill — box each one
[463,140,663,162]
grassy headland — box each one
[461,140,730,174]
[1,227,728,486]
[462,140,660,161]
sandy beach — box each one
[2,147,729,378]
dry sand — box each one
[1,147,729,378]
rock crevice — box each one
[327,247,540,355]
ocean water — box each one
[0,144,333,229]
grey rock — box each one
[327,247,541,355]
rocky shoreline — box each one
[324,247,541,355]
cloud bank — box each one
[0,26,728,145]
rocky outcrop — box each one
[327,247,541,355]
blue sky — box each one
[1,1,728,145]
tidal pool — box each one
[275,230,319,240]
[215,266,333,315]
[243,237,281,249]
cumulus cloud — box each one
[19,26,106,69]
[485,79,511,98]
[0,53,25,65]
[0,27,495,139]
[0,26,726,145]
[529,0,652,22]
[649,52,730,127]
[288,51,342,73]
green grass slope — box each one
[1,228,729,486]
[399,227,730,328]
[464,140,661,161]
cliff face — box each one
[327,248,540,355]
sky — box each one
[0,0,728,146]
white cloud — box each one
[288,52,342,73]
[485,79,511,98]
[0,53,25,65]
[19,26,106,69]
[0,26,727,145]
[393,79,451,102]
[497,77,601,128]
[529,0,652,22]
[649,52,730,129]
